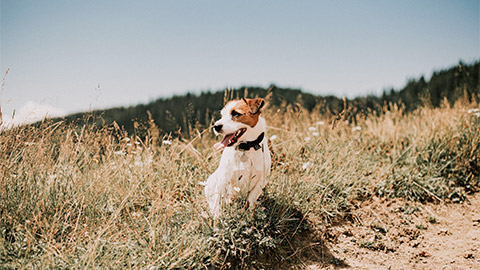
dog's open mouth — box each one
[214,128,247,150]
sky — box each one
[1,0,479,125]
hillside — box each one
[1,97,479,268]
[57,61,479,136]
[2,60,479,268]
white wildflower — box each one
[316,121,325,126]
[145,156,153,164]
[114,150,124,156]
[302,161,313,170]
[312,132,319,137]
[467,108,479,114]
[124,137,130,142]
[474,112,480,118]
[269,135,278,141]
[304,137,311,142]
[134,141,140,145]
[198,181,207,186]
[233,187,240,192]
[308,126,317,131]
[352,126,361,131]
[163,140,172,145]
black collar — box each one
[236,132,265,151]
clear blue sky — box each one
[1,0,479,122]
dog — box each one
[203,98,271,218]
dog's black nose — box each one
[214,124,223,132]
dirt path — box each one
[293,193,480,269]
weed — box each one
[202,193,307,268]
[427,216,438,224]
[415,224,427,230]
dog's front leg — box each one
[204,173,224,218]
[247,176,264,209]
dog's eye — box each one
[231,110,242,117]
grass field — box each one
[1,98,479,269]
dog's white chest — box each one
[234,150,256,166]
[227,150,264,195]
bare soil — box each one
[285,193,480,269]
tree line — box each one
[57,61,479,137]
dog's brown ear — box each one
[246,98,265,115]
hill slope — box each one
[2,98,479,268]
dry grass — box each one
[1,98,479,269]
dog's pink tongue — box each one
[214,134,234,150]
[213,142,224,150]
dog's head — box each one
[213,98,265,149]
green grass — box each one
[1,100,479,268]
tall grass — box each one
[1,99,479,268]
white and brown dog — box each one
[204,98,271,218]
